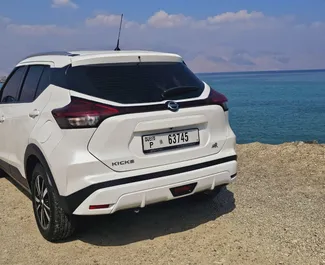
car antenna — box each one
[114,14,124,51]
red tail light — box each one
[52,89,228,129]
[89,204,110,210]
[207,89,228,111]
[52,97,119,129]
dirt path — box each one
[1,143,325,265]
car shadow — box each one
[70,186,236,246]
[3,173,31,199]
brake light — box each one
[52,89,228,129]
[207,89,228,111]
[89,204,110,210]
[52,97,119,129]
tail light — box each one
[89,204,110,210]
[52,97,119,129]
[207,89,228,111]
[52,88,228,129]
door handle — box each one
[29,109,40,119]
[0,116,5,123]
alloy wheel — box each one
[34,175,51,230]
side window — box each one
[35,66,50,99]
[19,66,44,103]
[1,66,27,103]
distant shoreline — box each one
[196,68,325,75]
[1,68,325,77]
[237,140,323,146]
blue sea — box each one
[198,70,325,144]
[1,70,325,144]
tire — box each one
[31,163,76,242]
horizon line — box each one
[1,68,325,81]
[195,68,325,75]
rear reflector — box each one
[89,204,110,210]
[170,183,197,197]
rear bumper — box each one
[59,156,237,215]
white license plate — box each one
[142,129,200,154]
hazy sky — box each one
[0,0,325,75]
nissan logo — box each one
[167,101,179,112]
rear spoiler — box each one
[71,54,182,67]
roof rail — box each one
[23,51,79,60]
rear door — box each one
[66,61,229,172]
[3,63,52,175]
[0,66,28,171]
[0,107,6,171]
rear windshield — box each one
[66,62,204,104]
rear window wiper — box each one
[161,86,200,99]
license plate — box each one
[142,129,200,154]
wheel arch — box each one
[25,144,56,187]
[24,144,70,212]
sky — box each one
[0,0,325,75]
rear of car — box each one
[46,52,237,216]
[13,51,236,241]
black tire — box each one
[31,163,76,242]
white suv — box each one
[0,50,237,241]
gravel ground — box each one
[1,142,325,265]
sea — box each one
[1,69,324,144]
[198,70,325,144]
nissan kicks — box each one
[0,50,237,241]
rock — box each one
[304,140,318,144]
